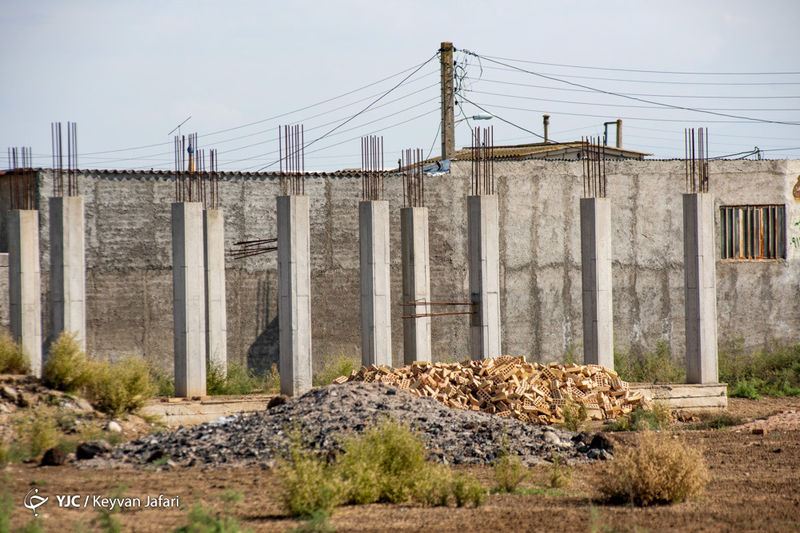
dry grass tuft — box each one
[0,329,29,374]
[598,432,708,506]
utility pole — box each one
[440,42,455,161]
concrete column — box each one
[278,195,312,396]
[8,210,42,377]
[359,201,392,367]
[203,209,227,377]
[580,197,614,369]
[683,193,719,384]
[172,202,207,397]
[49,196,86,350]
[468,195,501,360]
[401,207,432,365]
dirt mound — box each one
[93,382,608,469]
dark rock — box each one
[589,433,614,451]
[76,440,113,460]
[147,449,167,463]
[16,392,34,408]
[40,447,68,466]
[572,431,593,445]
[267,395,288,409]
[0,386,18,403]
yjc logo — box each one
[23,488,49,517]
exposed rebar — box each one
[401,147,424,207]
[361,136,385,201]
[581,136,607,198]
[685,128,710,193]
[470,126,495,196]
[279,124,305,196]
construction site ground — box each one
[5,396,800,532]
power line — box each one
[457,94,549,141]
[78,59,437,157]
[466,77,800,100]
[461,50,800,126]
[464,99,798,124]
[481,54,800,76]
[465,89,800,112]
[255,52,439,171]
[481,65,800,86]
[227,97,438,166]
[240,108,439,171]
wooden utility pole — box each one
[440,42,455,161]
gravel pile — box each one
[87,382,612,469]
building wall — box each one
[0,160,798,374]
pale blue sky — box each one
[2,0,799,171]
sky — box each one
[1,0,799,172]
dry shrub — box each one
[42,332,94,392]
[0,329,29,374]
[14,407,61,459]
[86,357,156,416]
[598,432,708,506]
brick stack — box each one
[333,355,645,424]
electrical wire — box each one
[239,108,439,171]
[481,54,800,76]
[457,94,549,141]
[461,50,800,126]
[255,52,439,171]
[465,76,800,100]
[226,97,438,166]
[464,99,800,124]
[77,59,437,157]
[480,65,800,86]
[464,89,800,112]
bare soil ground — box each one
[5,397,800,533]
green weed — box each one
[719,341,800,397]
[605,403,672,432]
[561,399,587,433]
[150,367,175,397]
[614,341,685,384]
[313,353,358,387]
[689,412,744,430]
[729,380,760,399]
[208,361,280,396]
[451,473,486,507]
[14,407,61,459]
[278,418,486,518]
[492,437,529,493]
[548,454,572,489]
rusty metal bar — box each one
[401,311,476,319]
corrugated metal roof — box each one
[452,142,650,161]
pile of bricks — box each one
[333,356,645,424]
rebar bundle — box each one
[581,137,607,198]
[51,122,79,196]
[685,128,710,193]
[7,147,35,210]
[401,148,424,208]
[360,136,385,201]
[471,126,494,196]
[279,124,305,196]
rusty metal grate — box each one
[720,204,786,260]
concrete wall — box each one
[0,160,797,374]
